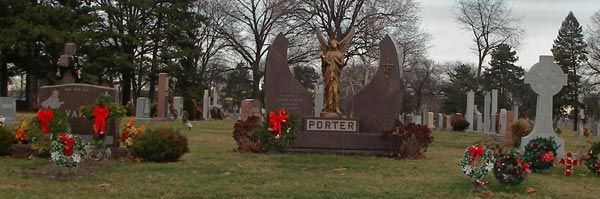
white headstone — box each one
[174,96,183,120]
[499,109,508,135]
[314,86,324,117]
[483,92,491,133]
[0,97,16,123]
[135,97,150,120]
[513,103,519,123]
[491,89,498,120]
[203,90,209,119]
[437,113,443,130]
[474,113,482,132]
[520,56,567,158]
[466,90,475,132]
[577,111,585,137]
[422,110,428,126]
[413,115,422,125]
[427,112,435,129]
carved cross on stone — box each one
[381,57,394,87]
[521,55,567,158]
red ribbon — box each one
[468,144,485,163]
[268,108,289,138]
[93,105,110,137]
[60,133,75,156]
[559,152,579,176]
[37,109,54,134]
[541,151,555,163]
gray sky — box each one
[421,0,599,69]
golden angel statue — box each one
[316,28,354,118]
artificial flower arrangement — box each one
[27,108,70,156]
[50,132,86,167]
[14,117,29,144]
[493,150,531,185]
[81,95,126,147]
[559,152,579,176]
[584,141,600,175]
[254,108,299,151]
[460,144,495,186]
[119,118,145,147]
[523,137,559,172]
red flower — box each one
[268,108,289,138]
[93,105,110,137]
[468,144,485,163]
[521,161,531,174]
[60,133,75,157]
[540,151,555,163]
[36,109,54,134]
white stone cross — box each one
[521,55,566,157]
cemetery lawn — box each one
[2,120,600,198]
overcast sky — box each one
[421,0,599,69]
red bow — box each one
[268,108,289,138]
[60,133,75,156]
[93,105,110,137]
[468,144,485,163]
[520,161,532,174]
[541,151,555,163]
[37,109,54,134]
[559,152,579,176]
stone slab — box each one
[304,118,358,132]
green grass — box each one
[1,119,600,198]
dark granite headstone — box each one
[38,84,120,146]
[264,34,312,118]
[352,35,404,133]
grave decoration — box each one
[50,132,86,167]
[523,137,559,172]
[232,116,263,153]
[81,95,126,147]
[584,141,600,174]
[28,109,70,156]
[559,152,579,176]
[119,118,145,147]
[14,117,29,144]
[460,144,495,186]
[255,108,299,151]
[493,150,530,185]
[381,123,433,159]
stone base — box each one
[520,135,565,159]
[320,112,342,118]
[289,131,392,155]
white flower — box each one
[72,153,82,163]
[51,152,60,161]
[484,162,494,172]
[462,165,472,175]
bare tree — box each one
[454,0,524,89]
[210,0,301,99]
[586,10,600,86]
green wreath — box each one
[585,141,600,174]
[460,145,495,184]
[254,109,299,152]
[523,137,559,172]
[493,150,531,185]
[50,133,86,167]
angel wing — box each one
[338,28,354,52]
[315,28,328,52]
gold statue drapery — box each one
[316,29,354,117]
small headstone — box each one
[135,97,150,121]
[239,99,262,122]
[202,90,209,119]
[421,110,428,127]
[499,109,507,135]
[156,73,169,119]
[0,97,16,123]
[437,113,443,130]
[427,112,435,129]
[314,87,324,117]
[38,84,119,146]
[475,112,483,132]
[413,115,422,125]
[577,111,585,137]
[444,115,452,130]
[520,55,566,158]
[466,90,475,132]
[264,34,312,118]
[483,92,491,133]
[513,103,519,123]
[173,96,183,120]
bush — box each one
[382,123,434,159]
[183,98,198,121]
[133,128,189,162]
[505,118,532,147]
[494,150,530,185]
[523,137,559,172]
[452,116,470,132]
[232,116,263,152]
[255,112,299,151]
[0,127,13,155]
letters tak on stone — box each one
[520,55,567,158]
[304,118,358,132]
